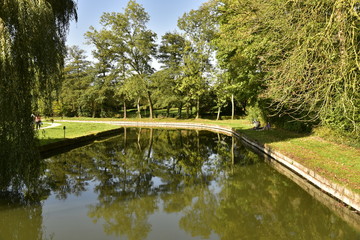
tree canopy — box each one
[215,0,359,137]
[57,0,359,140]
[0,0,77,161]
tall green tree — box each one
[85,28,118,117]
[211,72,230,120]
[265,0,360,137]
[155,32,187,117]
[178,1,218,119]
[0,0,77,161]
[61,45,92,116]
[216,0,359,136]
[214,0,266,120]
[90,0,157,118]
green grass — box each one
[37,120,120,145]
[40,117,360,194]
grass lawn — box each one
[40,117,360,194]
[37,120,120,145]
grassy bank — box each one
[38,117,360,194]
[37,120,120,145]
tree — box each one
[264,0,360,137]
[0,0,77,162]
[212,72,230,120]
[178,1,218,119]
[89,0,157,119]
[155,32,187,117]
[214,0,267,120]
[61,45,92,116]
[215,0,359,137]
[85,28,118,117]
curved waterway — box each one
[0,128,359,240]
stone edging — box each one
[49,120,360,213]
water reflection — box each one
[0,154,51,240]
[0,128,359,240]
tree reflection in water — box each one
[0,128,358,240]
[0,153,51,240]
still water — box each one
[0,128,359,240]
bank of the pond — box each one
[39,118,360,213]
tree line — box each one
[60,0,219,120]
[58,0,359,139]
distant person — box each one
[35,115,42,130]
[252,120,261,130]
[31,113,36,127]
[264,122,271,130]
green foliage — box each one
[85,0,157,118]
[246,104,265,124]
[177,3,218,119]
[0,0,77,162]
[313,126,360,148]
[215,0,360,138]
[61,45,92,116]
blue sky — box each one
[66,0,208,62]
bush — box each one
[313,126,360,148]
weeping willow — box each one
[0,1,76,165]
[216,0,359,137]
[265,0,360,136]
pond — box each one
[0,128,359,240]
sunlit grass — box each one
[37,120,120,145]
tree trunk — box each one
[231,94,235,120]
[123,101,127,119]
[231,136,235,165]
[195,97,200,119]
[166,105,170,117]
[124,127,127,150]
[100,105,104,117]
[137,98,141,118]
[147,128,153,163]
[137,128,142,150]
[92,101,96,118]
[178,103,182,119]
[147,91,153,119]
[216,106,221,121]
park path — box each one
[38,123,61,130]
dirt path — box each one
[38,123,61,130]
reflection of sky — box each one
[41,176,220,240]
[148,201,220,240]
[151,176,165,189]
[209,180,222,195]
[42,181,112,240]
